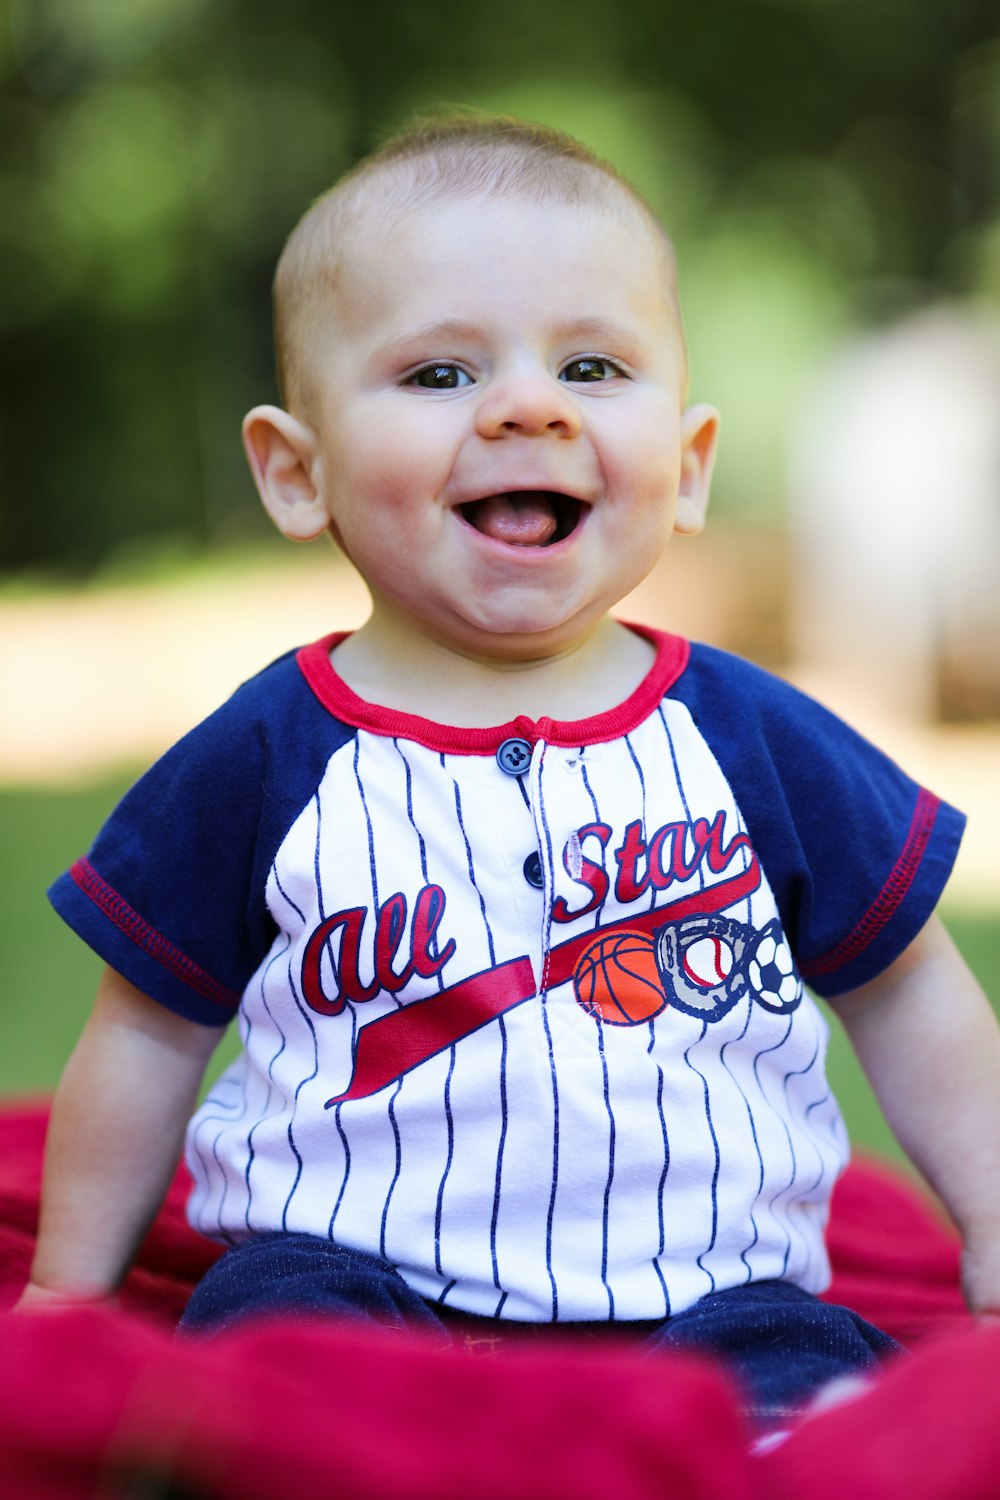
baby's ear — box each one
[242,405,331,542]
[674,404,720,536]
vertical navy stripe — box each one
[280,958,319,1230]
[579,756,601,823]
[327,1103,350,1238]
[684,1020,719,1292]
[208,1124,238,1245]
[776,1018,825,1277]
[650,1047,671,1316]
[192,1071,246,1246]
[395,740,429,879]
[579,758,607,925]
[750,1014,796,1268]
[243,938,291,1228]
[312,792,326,920]
[581,753,617,1314]
[307,785,354,1237]
[595,1019,616,1317]
[196,1001,253,1244]
[394,741,441,987]
[660,708,697,838]
[279,803,324,1230]
[434,1045,458,1275]
[536,749,561,1320]
[489,1013,509,1292]
[326,1002,357,1237]
[719,998,764,1280]
[663,709,725,1291]
[624,734,656,912]
[449,768,498,965]
[353,735,380,906]
[272,864,306,925]
[312,791,336,1014]
[380,1076,405,1259]
[803,1090,841,1200]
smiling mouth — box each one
[458,491,585,547]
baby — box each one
[22,115,1000,1426]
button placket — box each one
[543,746,604,931]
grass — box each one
[2,772,997,1170]
[0,771,243,1097]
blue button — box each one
[522,852,544,889]
[496,737,532,775]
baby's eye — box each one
[559,357,624,384]
[407,364,472,390]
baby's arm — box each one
[832,914,1000,1320]
[18,965,222,1309]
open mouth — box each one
[458,491,585,547]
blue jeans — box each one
[179,1233,900,1423]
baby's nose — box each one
[475,375,583,439]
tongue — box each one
[467,492,558,546]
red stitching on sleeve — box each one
[800,789,941,981]
[69,858,241,1011]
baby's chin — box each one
[428,593,616,667]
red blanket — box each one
[2,1100,997,1500]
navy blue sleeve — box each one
[671,644,966,998]
[48,649,353,1025]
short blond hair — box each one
[273,112,682,414]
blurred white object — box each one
[790,305,1000,723]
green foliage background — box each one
[2,1,999,1160]
[2,0,999,575]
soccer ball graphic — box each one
[747,920,803,1013]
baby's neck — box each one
[330,616,657,728]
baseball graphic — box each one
[682,935,735,989]
[656,914,750,1021]
[573,930,667,1025]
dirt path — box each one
[2,550,997,907]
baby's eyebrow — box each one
[372,316,646,366]
[548,317,642,349]
[372,320,483,363]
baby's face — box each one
[301,191,712,660]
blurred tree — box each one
[0,0,998,571]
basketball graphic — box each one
[573,930,667,1025]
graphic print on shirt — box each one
[294,786,803,1106]
[185,700,846,1323]
[574,914,803,1027]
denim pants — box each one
[179,1233,900,1423]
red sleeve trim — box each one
[69,859,241,1011]
[800,788,941,981]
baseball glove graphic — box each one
[655,914,751,1021]
[655,913,804,1021]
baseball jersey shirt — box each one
[49,626,965,1322]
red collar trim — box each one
[296,624,690,754]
